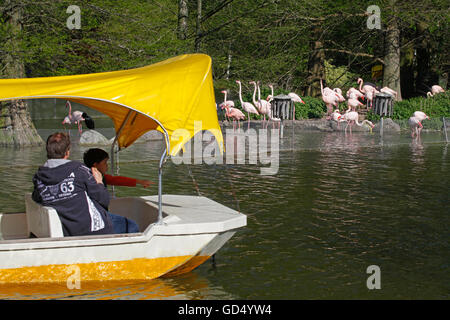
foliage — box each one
[294,96,326,119]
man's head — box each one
[83,148,109,175]
[46,132,71,159]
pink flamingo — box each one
[224,105,245,131]
[219,90,235,122]
[380,86,398,99]
[236,80,259,129]
[62,101,87,133]
[347,97,364,111]
[320,79,339,119]
[427,85,445,97]
[287,92,305,120]
[357,78,378,109]
[333,88,346,105]
[257,82,272,128]
[346,87,365,101]
[339,110,374,134]
[266,84,274,103]
[330,109,342,129]
[409,116,423,138]
[413,111,430,122]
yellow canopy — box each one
[0,54,223,156]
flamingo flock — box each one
[218,78,442,140]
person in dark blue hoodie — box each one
[32,132,114,236]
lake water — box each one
[0,119,449,299]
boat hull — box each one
[0,195,246,283]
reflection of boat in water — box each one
[0,54,246,283]
[0,270,232,300]
[0,270,234,300]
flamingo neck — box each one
[238,82,244,104]
[251,82,257,105]
[257,83,261,102]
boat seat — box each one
[24,193,64,238]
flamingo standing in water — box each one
[288,92,305,120]
[320,79,339,119]
[224,104,245,131]
[413,111,430,122]
[62,101,94,133]
[409,116,423,138]
[257,82,272,128]
[357,78,378,109]
[236,80,259,129]
[219,90,235,122]
[339,110,374,134]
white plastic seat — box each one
[24,193,64,238]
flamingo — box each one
[266,84,274,103]
[257,82,272,127]
[236,80,259,129]
[62,101,94,133]
[219,90,235,122]
[357,78,379,109]
[224,104,245,131]
[380,86,398,99]
[330,109,342,129]
[339,110,374,134]
[347,97,364,111]
[333,88,346,106]
[287,92,305,120]
[412,111,430,122]
[346,87,365,101]
[409,116,423,138]
[320,79,339,119]
[330,109,341,122]
[427,85,445,97]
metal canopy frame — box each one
[109,109,170,226]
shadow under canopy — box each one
[0,53,224,222]
[0,53,223,157]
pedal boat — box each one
[0,54,246,283]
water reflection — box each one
[0,120,449,299]
[0,272,234,300]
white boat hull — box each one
[0,195,246,283]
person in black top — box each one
[32,132,114,236]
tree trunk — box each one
[0,1,43,147]
[194,0,202,52]
[177,0,189,40]
[383,14,402,100]
[306,24,325,98]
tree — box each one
[0,0,43,146]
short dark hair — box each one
[83,148,109,168]
[46,132,71,159]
